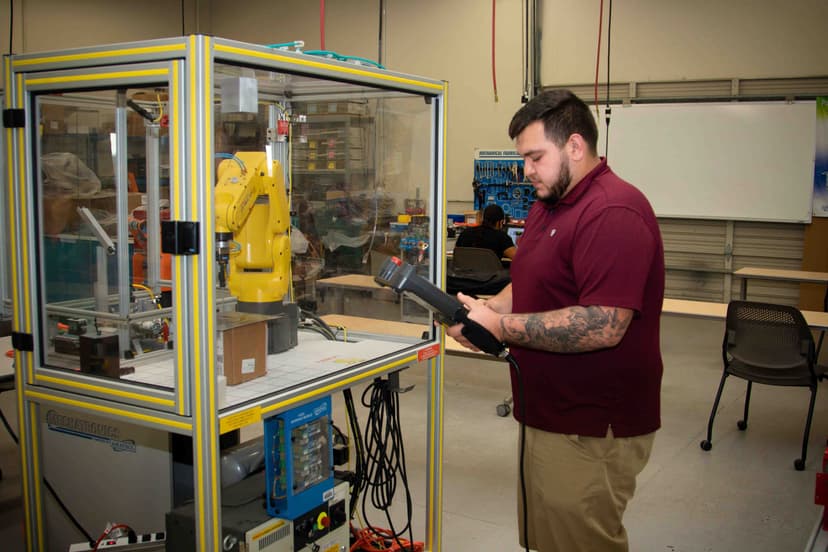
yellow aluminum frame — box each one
[5,35,450,552]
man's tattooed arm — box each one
[498,305,634,352]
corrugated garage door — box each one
[660,218,804,305]
[555,78,824,307]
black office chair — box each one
[452,247,505,272]
[700,300,826,470]
[447,247,510,296]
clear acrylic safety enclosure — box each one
[7,38,446,415]
[6,36,448,552]
[38,88,174,378]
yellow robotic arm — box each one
[215,151,291,307]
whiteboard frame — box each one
[595,101,816,223]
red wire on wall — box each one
[320,0,326,50]
[594,0,604,119]
[492,0,498,102]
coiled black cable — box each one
[360,377,415,551]
[300,309,338,341]
[343,387,367,519]
[300,324,336,341]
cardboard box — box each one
[464,210,481,225]
[127,112,145,136]
[327,101,368,115]
[66,108,100,134]
[216,312,268,385]
[325,190,347,201]
[41,104,70,135]
[42,195,76,235]
[128,192,143,214]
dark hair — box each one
[508,89,598,155]
[482,204,505,227]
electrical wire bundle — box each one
[349,525,423,552]
[342,388,366,520]
[299,308,340,341]
[345,377,421,552]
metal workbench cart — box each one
[3,35,449,551]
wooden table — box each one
[316,274,382,291]
[315,274,404,320]
[325,300,828,357]
[319,313,485,357]
[733,267,828,309]
[662,297,828,331]
[320,313,426,338]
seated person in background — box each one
[456,204,517,260]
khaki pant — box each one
[517,426,655,552]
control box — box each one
[264,396,334,520]
[288,480,349,552]
[165,472,349,552]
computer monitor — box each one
[506,225,524,244]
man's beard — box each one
[539,161,571,207]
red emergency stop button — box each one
[316,512,330,530]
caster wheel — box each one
[496,403,511,417]
[737,420,748,431]
[700,440,712,451]
[794,459,805,471]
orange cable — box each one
[350,525,424,552]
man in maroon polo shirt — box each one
[447,89,664,552]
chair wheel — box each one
[737,420,748,431]
[496,403,511,417]
[794,459,806,471]
[700,440,712,451]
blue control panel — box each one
[264,396,334,520]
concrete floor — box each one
[0,314,827,551]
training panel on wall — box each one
[596,101,816,223]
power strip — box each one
[68,532,165,551]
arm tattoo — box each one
[499,305,632,353]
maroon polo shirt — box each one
[509,159,664,437]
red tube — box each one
[320,0,326,50]
[594,0,604,116]
[492,0,498,102]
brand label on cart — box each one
[45,410,136,453]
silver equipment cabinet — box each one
[4,35,449,551]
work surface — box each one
[733,267,828,283]
[662,298,828,330]
[121,329,423,409]
[325,297,828,357]
[328,297,828,330]
[316,274,383,289]
[321,313,472,356]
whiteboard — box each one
[595,101,816,223]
